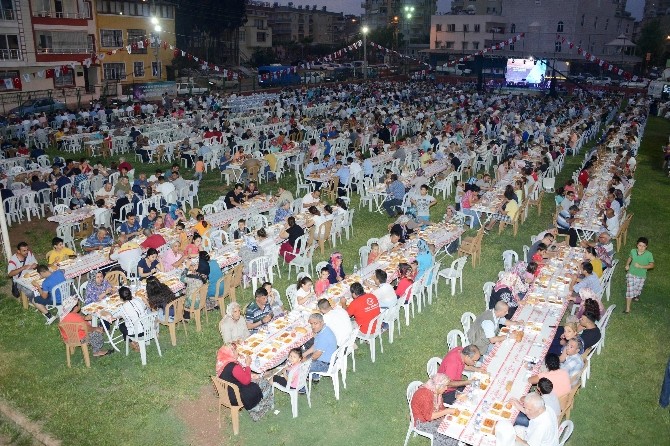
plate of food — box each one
[294,327,308,335]
[480,418,497,435]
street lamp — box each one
[403,6,415,74]
[362,26,369,80]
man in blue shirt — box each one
[335,161,350,196]
[304,157,319,177]
[362,157,373,177]
[572,262,603,297]
[35,265,67,324]
[383,173,406,217]
[141,208,158,230]
[304,313,337,382]
[82,228,114,252]
[245,287,274,333]
[120,213,141,239]
[556,205,579,247]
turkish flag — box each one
[45,69,55,78]
[12,77,22,89]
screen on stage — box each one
[505,58,548,84]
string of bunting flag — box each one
[555,34,644,82]
[368,41,432,69]
[446,32,526,67]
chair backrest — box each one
[314,261,328,274]
[285,284,298,310]
[211,376,244,410]
[129,312,159,340]
[58,322,89,347]
[451,255,468,272]
[162,296,186,324]
[53,204,70,215]
[366,237,379,248]
[502,250,518,272]
[406,381,423,427]
[558,420,574,446]
[522,245,530,262]
[460,311,476,335]
[358,245,370,269]
[248,256,270,279]
[446,329,467,350]
[105,270,128,287]
[483,281,495,309]
[426,357,442,377]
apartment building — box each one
[268,3,344,45]
[239,1,273,62]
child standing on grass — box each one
[624,236,654,314]
[194,156,205,181]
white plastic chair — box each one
[125,313,162,366]
[308,346,347,401]
[273,359,312,418]
[288,243,316,280]
[522,245,530,262]
[596,304,615,355]
[460,312,476,343]
[403,381,434,446]
[247,256,272,292]
[358,245,370,269]
[502,250,518,272]
[446,329,467,351]
[599,259,618,301]
[381,300,402,343]
[426,357,442,378]
[483,281,495,309]
[285,284,298,311]
[399,282,416,326]
[558,420,574,446]
[355,312,384,363]
[438,256,468,296]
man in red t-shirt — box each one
[341,282,380,334]
[437,344,482,404]
[140,230,167,250]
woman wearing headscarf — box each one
[273,199,292,224]
[409,373,460,446]
[327,251,346,284]
[164,204,186,228]
[215,343,273,421]
[488,272,528,319]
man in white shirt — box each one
[155,176,176,197]
[511,392,559,446]
[95,182,115,200]
[302,189,321,208]
[371,269,397,308]
[318,298,353,347]
[377,229,402,253]
[602,207,619,237]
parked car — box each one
[175,82,208,95]
[8,97,67,117]
[620,80,649,88]
[586,77,612,86]
[208,76,240,89]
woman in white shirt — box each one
[295,276,317,309]
[109,286,150,352]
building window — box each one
[434,40,441,48]
[103,63,126,80]
[472,42,479,49]
[462,41,468,50]
[594,17,598,29]
[463,24,469,32]
[254,19,264,29]
[510,23,516,33]
[0,34,19,60]
[54,71,75,87]
[239,29,246,41]
[435,24,441,32]
[604,18,609,30]
[36,31,88,53]
[127,29,147,54]
[100,29,123,48]
[509,43,514,51]
[152,61,161,78]
[447,24,455,32]
[581,14,585,27]
[557,21,563,33]
[445,41,454,49]
[625,23,629,34]
[32,0,51,16]
[555,41,562,52]
[256,32,266,42]
[0,0,15,20]
[0,70,19,91]
[133,61,144,77]
[474,24,480,32]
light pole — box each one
[151,16,161,80]
[362,26,369,80]
[403,5,414,74]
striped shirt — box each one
[112,299,150,335]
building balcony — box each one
[0,49,21,60]
[32,10,90,19]
[37,46,91,54]
[0,8,15,20]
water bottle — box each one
[353,264,358,276]
[474,413,482,430]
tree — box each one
[635,20,666,66]
[250,48,278,67]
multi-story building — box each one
[363,0,437,44]
[428,0,636,63]
[643,0,670,19]
[94,0,176,91]
[450,0,502,15]
[268,3,344,45]
[0,0,96,95]
[239,1,273,63]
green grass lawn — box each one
[0,117,669,445]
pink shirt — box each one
[161,249,181,272]
[315,278,330,297]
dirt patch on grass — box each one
[173,385,244,446]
